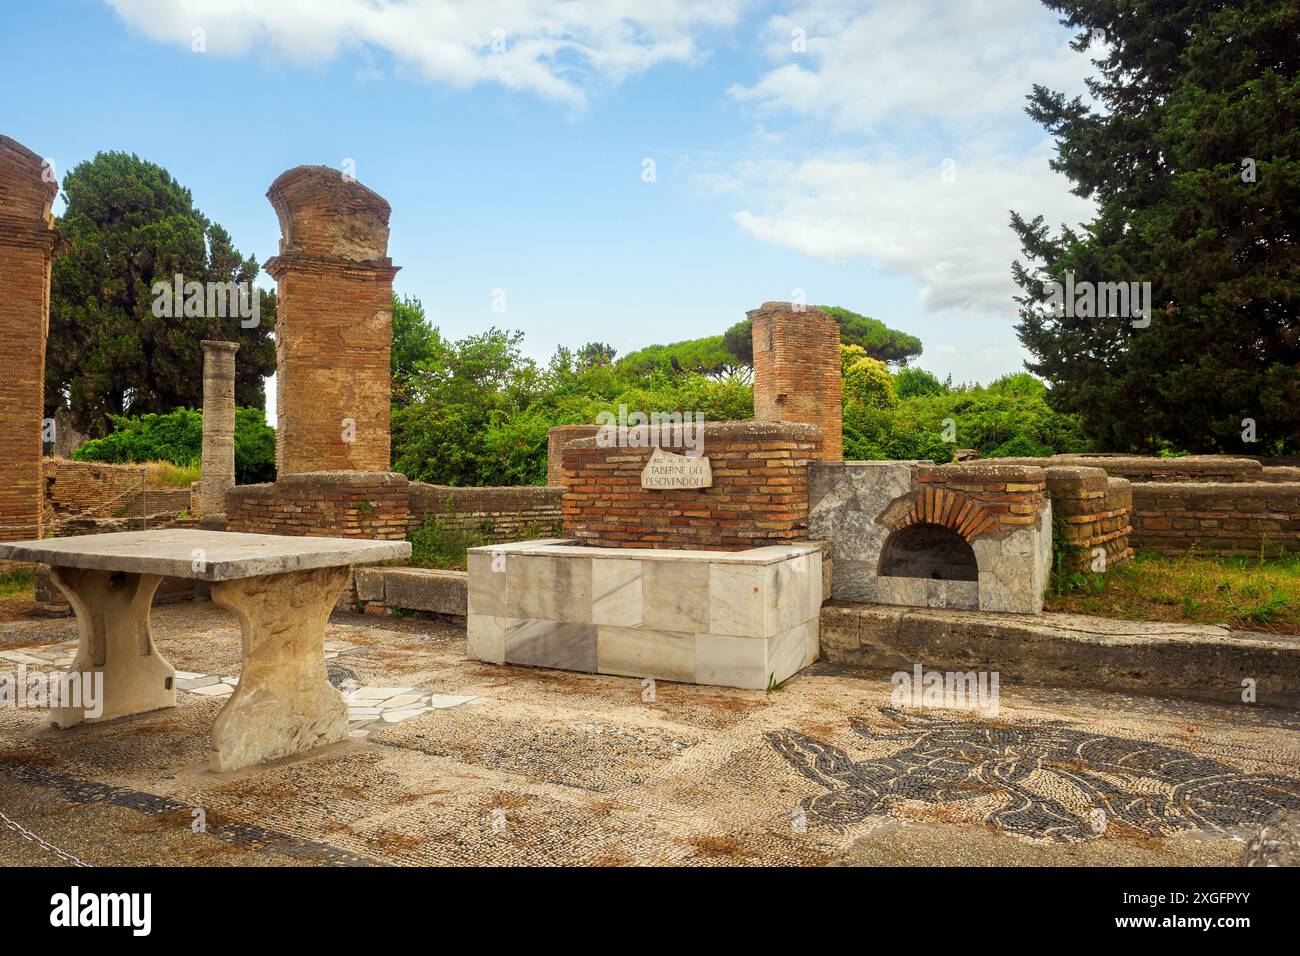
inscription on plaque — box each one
[641,448,712,489]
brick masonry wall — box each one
[546,424,602,486]
[408,483,563,543]
[561,420,823,550]
[226,471,409,540]
[1131,482,1300,555]
[1044,466,1134,572]
[992,454,1263,483]
[750,302,842,461]
[905,463,1048,537]
[42,458,142,524]
[0,136,60,542]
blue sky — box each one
[2,0,1099,417]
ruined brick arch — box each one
[889,487,998,542]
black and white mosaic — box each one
[767,708,1300,842]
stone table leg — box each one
[208,565,352,771]
[48,567,177,728]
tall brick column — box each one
[750,301,842,461]
[0,136,61,541]
[265,166,399,475]
[199,340,239,523]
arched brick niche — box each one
[809,461,1052,614]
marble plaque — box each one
[641,448,713,489]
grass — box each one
[1045,549,1300,635]
[406,515,564,571]
[0,568,35,600]
[138,460,202,488]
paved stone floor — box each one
[1,601,1298,866]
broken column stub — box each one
[749,301,842,461]
[265,167,399,475]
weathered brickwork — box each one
[408,483,562,542]
[561,420,823,550]
[906,463,1049,536]
[546,424,602,486]
[994,454,1263,483]
[226,472,409,540]
[42,458,142,526]
[1044,466,1134,572]
[750,301,842,461]
[1131,483,1300,555]
[266,167,399,475]
[0,136,61,541]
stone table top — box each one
[0,529,411,581]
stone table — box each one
[0,529,410,770]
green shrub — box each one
[73,406,277,484]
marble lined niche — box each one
[592,559,643,626]
[466,539,823,690]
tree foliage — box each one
[48,152,276,437]
[722,305,922,366]
[73,406,277,484]
[1011,0,1299,454]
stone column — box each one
[0,136,62,541]
[265,166,399,475]
[199,340,239,524]
[750,301,842,461]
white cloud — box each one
[720,0,1099,316]
[726,145,1094,315]
[105,0,745,106]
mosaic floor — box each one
[0,640,479,735]
[1,601,1298,866]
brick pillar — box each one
[546,424,602,486]
[265,166,399,475]
[199,340,238,522]
[0,136,61,541]
[749,301,842,461]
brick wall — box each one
[1131,483,1300,555]
[561,420,822,550]
[408,483,563,542]
[993,454,1262,482]
[226,471,409,540]
[750,301,842,461]
[907,463,1048,536]
[546,424,601,486]
[0,136,60,542]
[1044,466,1134,572]
[42,458,143,525]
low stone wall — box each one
[821,602,1300,708]
[546,424,601,486]
[1045,466,1133,572]
[992,454,1263,483]
[1130,482,1300,555]
[347,566,469,617]
[561,420,822,550]
[407,483,562,543]
[226,471,409,540]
